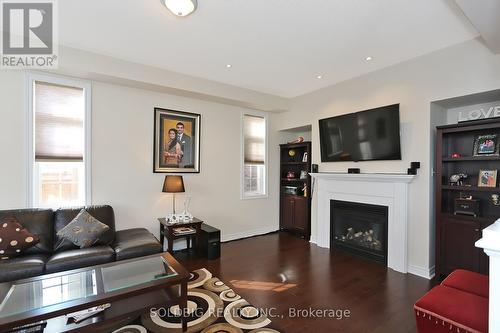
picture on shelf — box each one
[491,194,500,206]
[302,152,308,162]
[300,170,308,180]
[473,134,499,156]
[478,169,497,187]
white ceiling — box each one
[58,0,479,98]
[455,0,500,54]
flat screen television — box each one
[319,104,401,162]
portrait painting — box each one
[154,108,201,173]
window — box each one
[29,75,91,208]
[242,113,267,198]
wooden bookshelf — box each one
[279,142,311,239]
[435,119,500,278]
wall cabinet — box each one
[435,119,500,278]
[280,196,308,233]
[440,216,482,274]
[279,142,311,238]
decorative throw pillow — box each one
[57,209,110,249]
[0,216,40,260]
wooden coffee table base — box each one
[0,253,190,333]
[41,286,188,332]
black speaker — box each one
[407,161,421,175]
[200,224,220,260]
[348,168,360,174]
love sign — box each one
[458,105,500,122]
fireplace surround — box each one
[310,173,415,274]
[331,200,388,264]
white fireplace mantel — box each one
[310,172,416,274]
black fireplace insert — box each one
[330,200,388,264]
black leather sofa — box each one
[0,205,162,283]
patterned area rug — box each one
[112,268,280,333]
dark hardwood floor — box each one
[178,231,432,333]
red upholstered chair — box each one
[414,270,489,333]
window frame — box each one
[26,72,92,208]
[240,111,268,200]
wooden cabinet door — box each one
[293,196,308,232]
[280,196,295,230]
[441,217,482,275]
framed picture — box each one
[473,134,499,156]
[299,170,308,180]
[154,108,201,173]
[478,169,497,187]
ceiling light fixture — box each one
[365,56,373,61]
[226,64,232,68]
[316,75,323,79]
[163,0,197,17]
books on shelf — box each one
[173,227,196,236]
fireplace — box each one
[330,200,388,264]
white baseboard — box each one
[221,226,279,242]
[408,264,435,280]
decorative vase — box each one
[182,196,193,219]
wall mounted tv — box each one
[319,104,401,162]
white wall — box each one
[272,38,500,277]
[0,72,280,242]
[0,71,26,208]
[91,81,279,239]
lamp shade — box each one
[162,175,185,193]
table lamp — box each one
[162,175,185,215]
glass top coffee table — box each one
[0,252,190,333]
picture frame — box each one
[473,134,499,156]
[154,108,201,173]
[302,152,308,163]
[299,170,308,180]
[478,169,497,188]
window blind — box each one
[35,81,85,161]
[243,114,265,165]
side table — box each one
[158,217,204,254]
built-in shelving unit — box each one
[443,156,500,162]
[442,185,499,192]
[279,142,311,238]
[435,118,500,277]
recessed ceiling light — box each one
[226,64,232,68]
[316,75,323,79]
[162,0,197,17]
[365,56,373,61]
